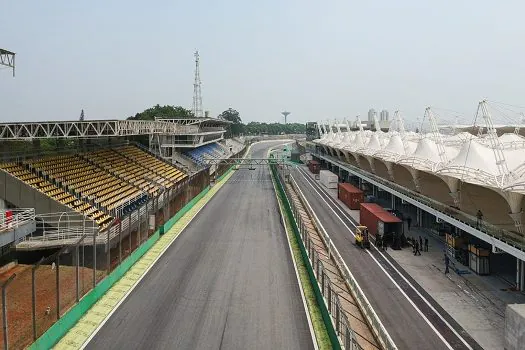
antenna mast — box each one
[192,50,203,118]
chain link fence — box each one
[277,167,397,350]
[0,168,211,350]
[273,163,362,350]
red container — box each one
[308,160,320,174]
[338,183,364,210]
[359,203,402,239]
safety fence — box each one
[0,169,210,350]
[271,163,361,350]
[274,163,397,350]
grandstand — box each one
[184,143,229,167]
[0,116,241,253]
[311,101,525,291]
[0,112,247,349]
[150,116,233,173]
[0,144,187,234]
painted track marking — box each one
[295,166,474,350]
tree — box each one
[126,105,194,146]
[218,108,243,137]
[128,105,194,121]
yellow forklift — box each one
[355,225,370,249]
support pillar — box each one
[343,151,352,164]
[500,192,524,234]
[508,212,524,235]
[517,259,525,292]
[367,157,376,174]
[358,177,363,191]
[353,154,362,168]
[442,175,460,208]
[391,193,395,210]
[385,161,395,181]
[417,207,422,227]
[408,167,421,192]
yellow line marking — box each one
[54,168,236,350]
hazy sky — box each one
[1,1,524,125]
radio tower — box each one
[192,50,203,118]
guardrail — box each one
[0,208,35,232]
[314,152,525,252]
[278,166,397,350]
[3,170,210,350]
[272,164,389,350]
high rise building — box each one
[368,109,376,123]
[380,109,389,121]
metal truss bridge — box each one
[0,120,198,140]
[201,158,285,166]
[0,48,15,76]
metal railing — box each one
[274,166,385,350]
[276,165,397,350]
[1,169,210,350]
[315,152,525,251]
[0,208,35,232]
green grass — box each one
[272,178,332,350]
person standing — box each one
[444,253,450,274]
[407,217,412,231]
[424,237,429,252]
[419,236,423,251]
[476,210,483,229]
[414,241,421,256]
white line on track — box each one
[80,188,218,350]
[296,166,474,349]
[294,166,474,350]
[268,148,318,350]
[291,169,396,350]
[80,142,263,349]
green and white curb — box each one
[51,169,237,350]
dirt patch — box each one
[0,264,105,350]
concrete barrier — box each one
[505,304,525,350]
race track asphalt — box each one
[85,142,313,350]
[293,165,482,350]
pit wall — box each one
[29,165,236,350]
[269,163,340,348]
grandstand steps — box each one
[1,145,189,246]
[169,151,201,174]
[0,167,99,232]
[110,148,167,188]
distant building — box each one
[380,109,389,121]
[368,109,376,124]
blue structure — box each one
[184,143,225,166]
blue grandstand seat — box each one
[184,143,225,166]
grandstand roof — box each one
[315,122,525,192]
[0,119,194,140]
[156,117,232,126]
